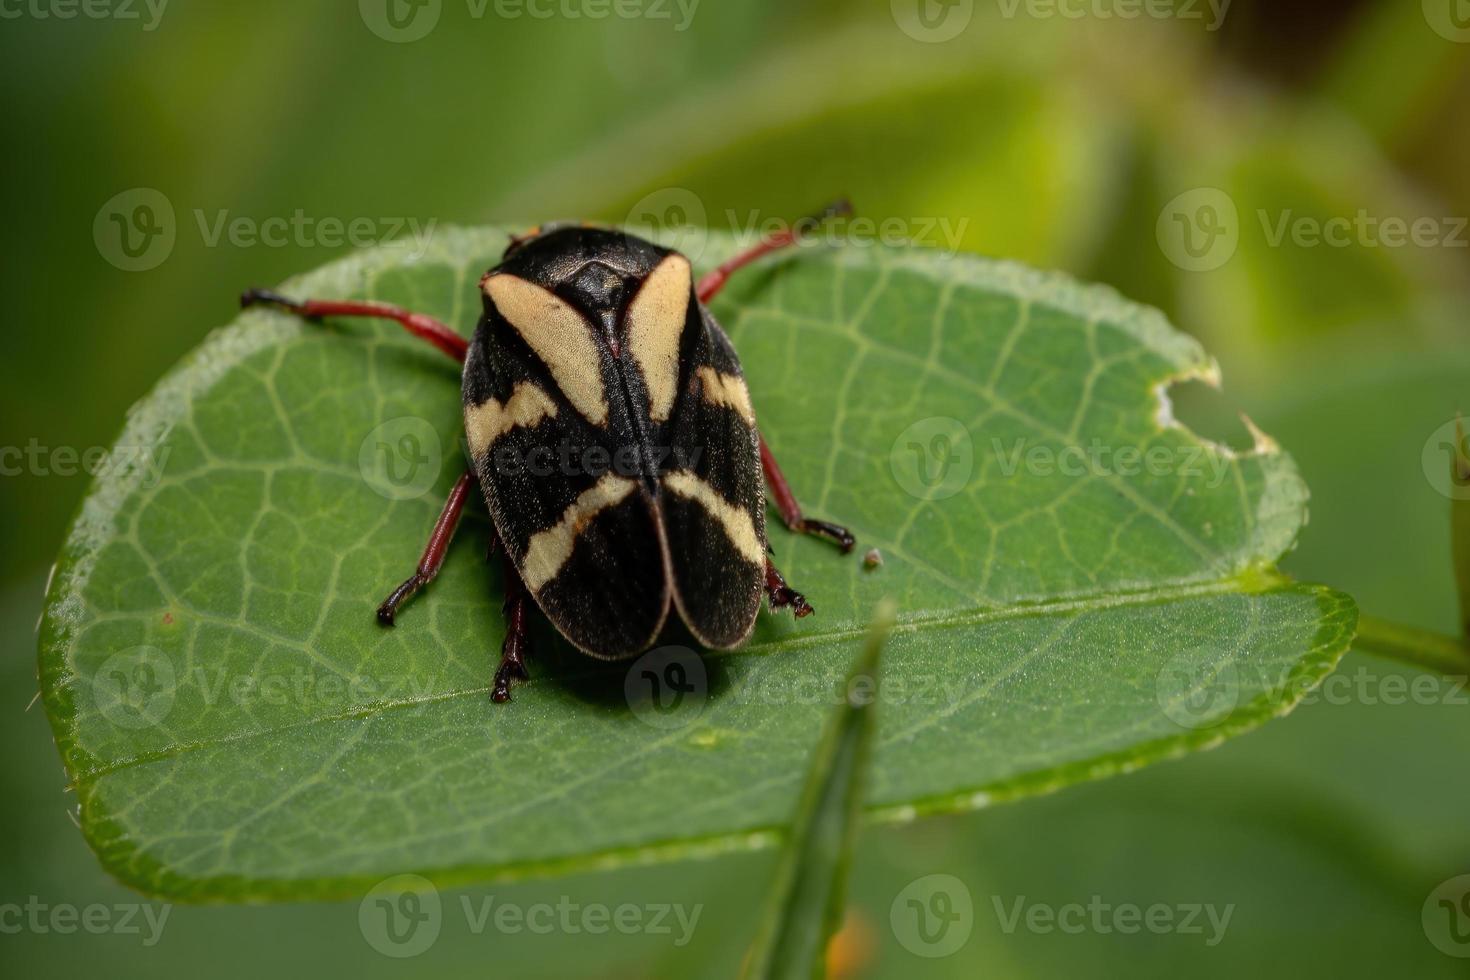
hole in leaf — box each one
[1162,376,1261,455]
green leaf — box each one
[38,227,1355,901]
[741,601,893,980]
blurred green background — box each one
[4,1,1469,976]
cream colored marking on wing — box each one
[464,383,559,458]
[625,253,692,423]
[484,273,609,426]
[695,366,756,425]
[663,470,765,567]
[521,474,639,591]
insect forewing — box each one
[465,274,672,659]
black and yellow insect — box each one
[242,203,854,702]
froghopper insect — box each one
[242,203,855,701]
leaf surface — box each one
[39,228,1354,900]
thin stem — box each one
[1353,615,1470,677]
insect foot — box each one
[765,561,815,619]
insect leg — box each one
[241,288,468,362]
[696,198,852,304]
[760,433,856,552]
[765,559,814,619]
[377,470,476,625]
[492,554,534,704]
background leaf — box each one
[38,228,1352,901]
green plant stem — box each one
[1354,615,1470,676]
